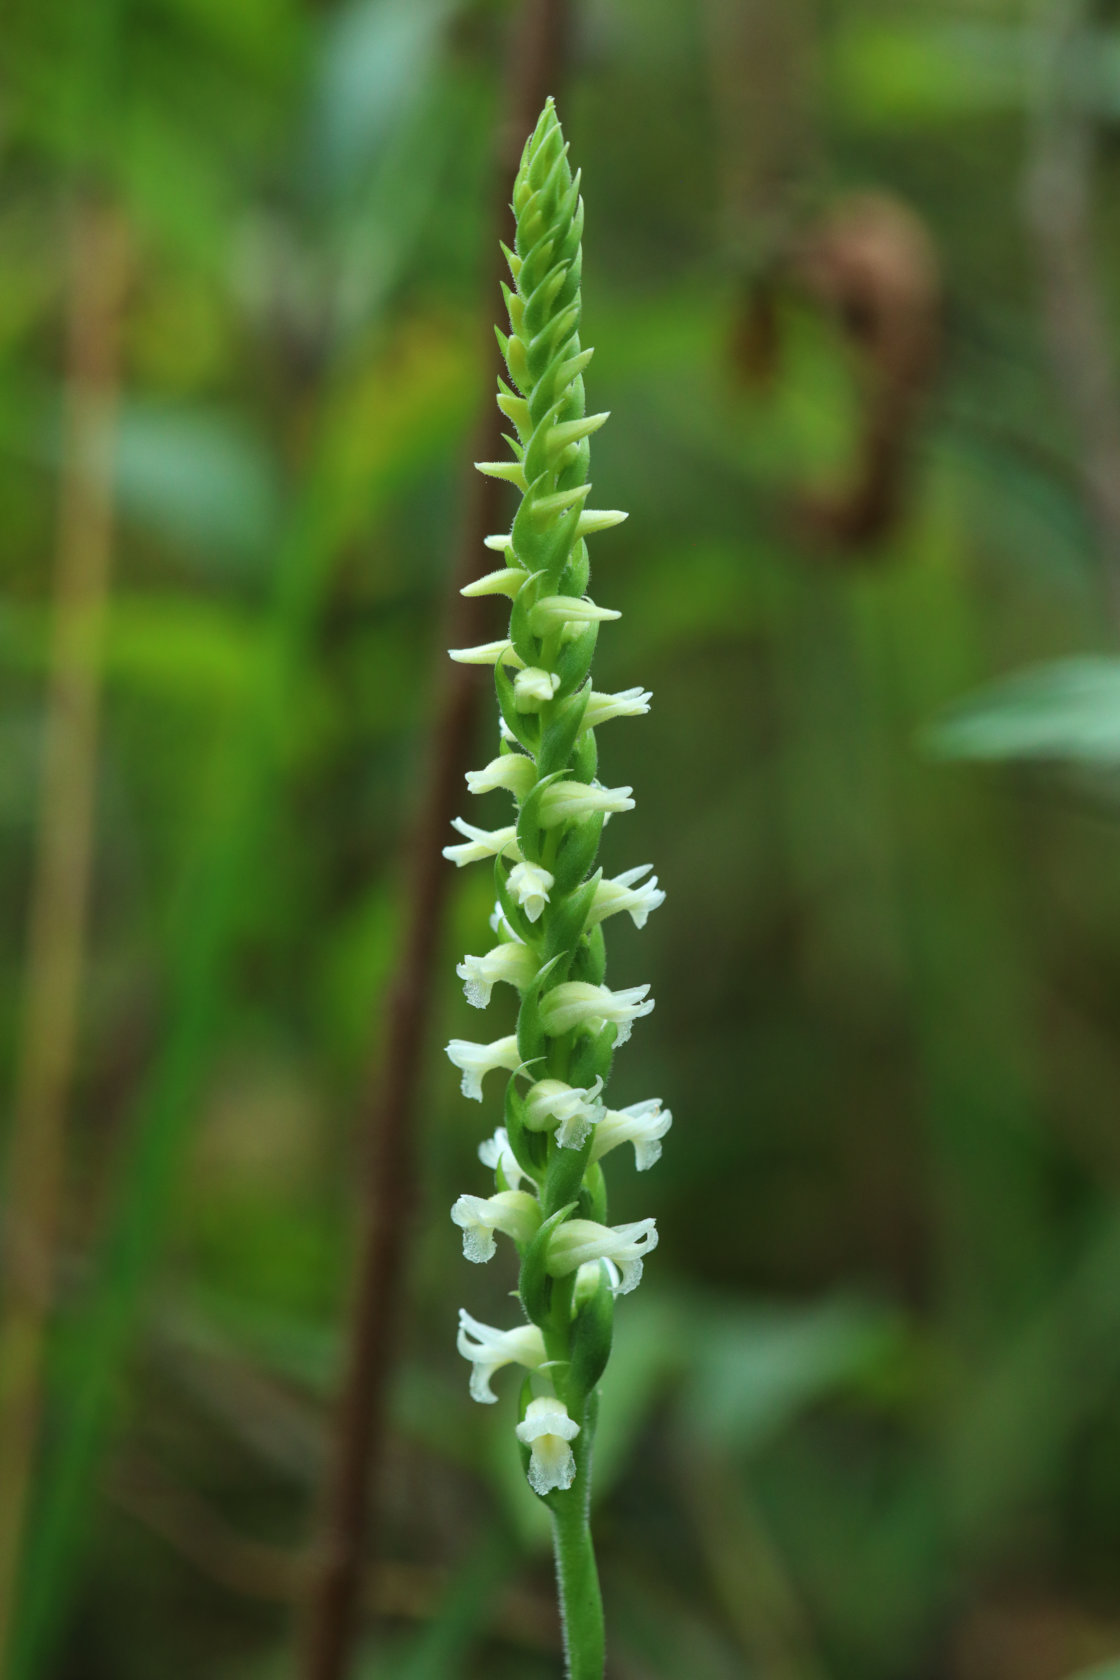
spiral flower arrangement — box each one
[441,99,668,1674]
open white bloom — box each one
[546,1217,659,1295]
[539,981,654,1046]
[529,594,621,636]
[513,667,561,710]
[515,1396,580,1495]
[445,1034,521,1101]
[524,1077,605,1150]
[447,639,524,667]
[457,1310,547,1403]
[478,1124,532,1190]
[465,754,537,799]
[587,864,665,930]
[591,1099,672,1171]
[580,687,652,730]
[451,1190,542,1263]
[538,780,635,827]
[456,941,538,1009]
[442,817,521,868]
[506,860,554,922]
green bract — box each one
[444,98,669,1677]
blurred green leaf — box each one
[835,20,1120,126]
[593,1288,692,1493]
[833,21,1028,124]
[113,404,280,570]
[926,657,1120,765]
[683,1297,897,1454]
[307,0,456,195]
[106,595,259,703]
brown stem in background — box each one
[1025,0,1120,628]
[298,6,569,1679]
[701,0,818,394]
[788,193,940,549]
[701,0,818,277]
[0,197,129,1674]
[703,0,940,550]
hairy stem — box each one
[550,1397,604,1680]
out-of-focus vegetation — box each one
[6,1,1120,1676]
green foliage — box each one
[927,656,1120,765]
[447,98,648,1678]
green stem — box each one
[549,1395,604,1680]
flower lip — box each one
[515,1395,580,1495]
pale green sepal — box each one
[460,568,527,599]
[548,413,609,452]
[476,459,529,490]
[574,508,627,539]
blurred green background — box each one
[7,0,1120,1676]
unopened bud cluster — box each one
[443,99,669,1505]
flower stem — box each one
[549,1396,604,1680]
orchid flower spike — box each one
[441,98,674,1668]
